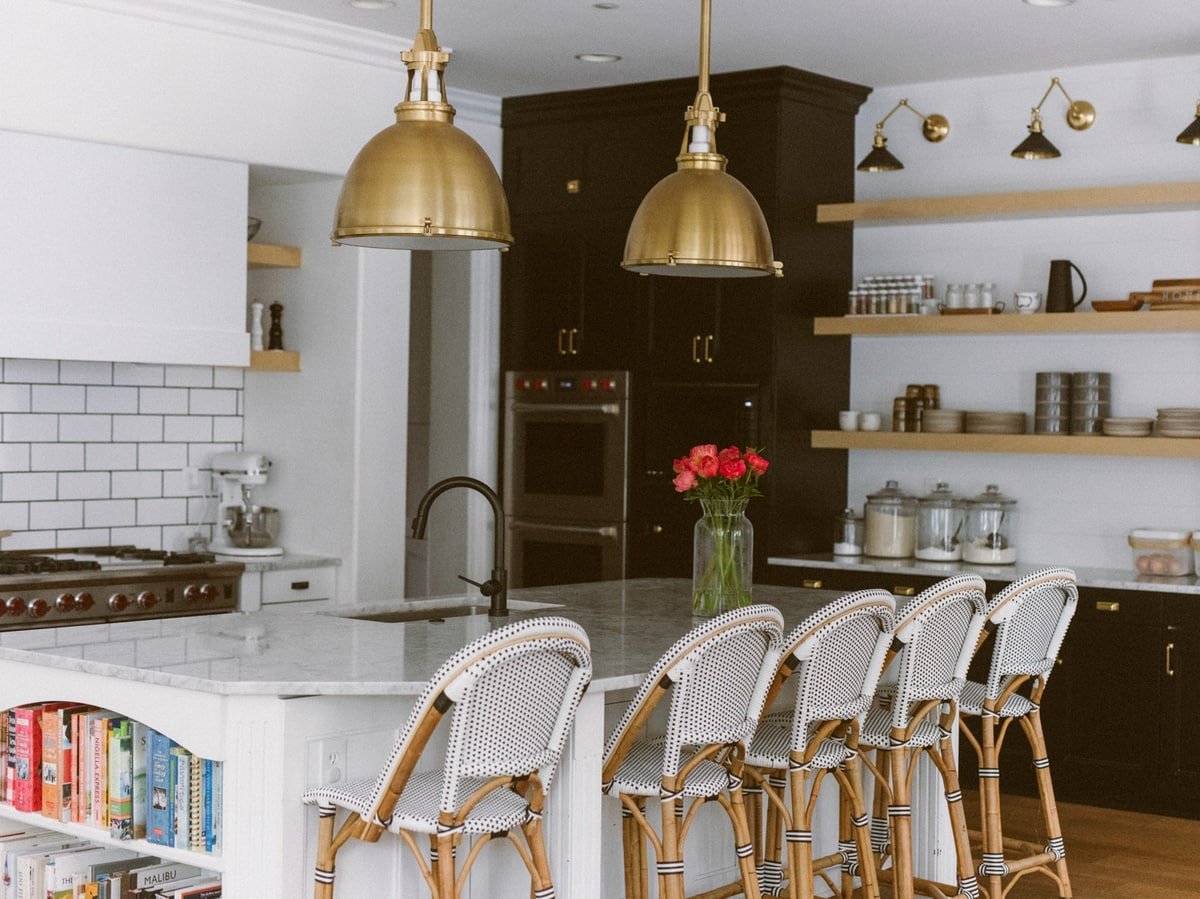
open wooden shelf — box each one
[246,242,301,269]
[247,350,300,372]
[812,430,1200,458]
[816,180,1200,226]
[813,308,1200,336]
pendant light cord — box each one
[697,0,711,96]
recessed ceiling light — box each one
[593,3,621,9]
[575,52,622,63]
[349,0,395,9]
[1023,0,1076,6]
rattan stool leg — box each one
[759,772,787,897]
[312,802,338,899]
[727,758,765,899]
[523,814,556,899]
[935,712,979,899]
[659,792,686,899]
[843,755,881,899]
[886,744,914,899]
[1026,709,1072,898]
[977,710,1005,899]
[435,833,456,899]
[786,767,814,899]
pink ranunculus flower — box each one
[690,444,719,478]
[717,445,741,464]
[719,459,747,480]
[672,455,691,474]
[745,452,769,476]
[673,469,697,493]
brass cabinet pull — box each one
[566,178,582,194]
[1096,600,1120,613]
[894,585,916,596]
[703,334,715,363]
[801,579,824,589]
[1166,642,1176,676]
[568,327,579,355]
[557,328,567,355]
[291,580,310,591]
[1055,657,1064,667]
[691,335,701,363]
[651,524,663,535]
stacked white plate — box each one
[964,411,1027,435]
[922,408,965,433]
[1101,417,1153,437]
[1156,408,1200,438]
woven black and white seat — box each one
[302,616,592,899]
[744,589,895,899]
[601,604,784,899]
[958,567,1078,899]
[859,575,989,899]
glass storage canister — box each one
[963,484,1018,564]
[834,507,864,556]
[864,480,918,558]
[916,482,966,561]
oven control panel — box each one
[507,370,629,401]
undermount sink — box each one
[340,599,561,625]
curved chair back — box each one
[781,590,896,753]
[890,575,988,731]
[603,604,784,781]
[982,567,1077,700]
[363,616,591,825]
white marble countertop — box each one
[768,553,1200,595]
[236,552,341,573]
[0,580,836,697]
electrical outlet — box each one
[184,466,204,493]
[309,737,348,786]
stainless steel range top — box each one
[0,545,243,630]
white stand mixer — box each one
[211,451,284,557]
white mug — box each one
[838,410,860,431]
[859,412,882,431]
[1014,291,1043,314]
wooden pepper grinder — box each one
[268,301,284,351]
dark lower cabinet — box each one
[1162,598,1200,817]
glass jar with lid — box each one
[963,484,1018,564]
[833,507,864,556]
[864,480,918,558]
[916,482,966,561]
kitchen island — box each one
[0,579,954,897]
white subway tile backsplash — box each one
[139,443,188,470]
[86,386,139,414]
[111,471,162,499]
[3,360,58,383]
[59,414,111,442]
[0,503,29,530]
[55,528,112,547]
[0,445,30,473]
[112,415,163,442]
[163,524,208,552]
[29,500,83,531]
[84,499,136,528]
[31,443,84,472]
[4,472,58,501]
[164,415,212,443]
[111,526,163,550]
[188,388,237,416]
[0,385,30,413]
[113,363,165,387]
[31,385,85,413]
[186,497,211,524]
[188,443,236,468]
[139,387,189,414]
[161,469,193,497]
[137,498,186,526]
[164,366,214,388]
[59,361,114,385]
[0,530,56,550]
[59,472,111,500]
[213,367,244,389]
[212,416,243,443]
[4,414,58,442]
[86,443,137,471]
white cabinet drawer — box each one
[262,567,336,605]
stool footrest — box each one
[1003,850,1057,875]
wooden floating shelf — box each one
[812,430,1200,458]
[247,242,302,269]
[816,180,1200,226]
[813,308,1200,336]
[248,350,300,372]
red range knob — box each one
[183,584,202,603]
[5,596,26,616]
[27,599,49,619]
[200,584,221,602]
[107,593,130,612]
[55,593,76,612]
[135,591,159,610]
[75,592,94,611]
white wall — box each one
[848,55,1200,567]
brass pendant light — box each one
[857,99,949,173]
[1176,100,1200,145]
[622,0,781,278]
[332,0,512,250]
[1011,76,1095,160]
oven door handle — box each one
[509,402,623,416]
[509,521,620,539]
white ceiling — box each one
[236,0,1200,97]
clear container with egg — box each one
[963,485,1017,564]
[916,482,966,561]
[1128,528,1194,576]
[864,480,918,558]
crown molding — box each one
[452,89,502,126]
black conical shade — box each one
[1011,129,1061,159]
[1176,116,1200,145]
[857,144,904,172]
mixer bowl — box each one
[224,505,280,548]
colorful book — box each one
[201,759,214,854]
[146,732,173,848]
[121,862,202,899]
[5,710,16,804]
[170,748,191,851]
[209,761,222,856]
[42,704,88,823]
[131,722,149,840]
[0,709,7,803]
[188,756,203,854]
[84,711,116,827]
[153,877,221,899]
[46,846,136,899]
[12,705,43,812]
[108,718,134,840]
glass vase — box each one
[692,498,753,617]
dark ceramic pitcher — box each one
[1046,259,1087,312]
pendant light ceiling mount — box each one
[331,0,512,251]
[857,98,950,173]
[621,0,781,279]
[1011,76,1095,160]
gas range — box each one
[0,545,243,631]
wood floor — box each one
[959,791,1200,898]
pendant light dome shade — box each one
[331,0,512,251]
[1011,124,1061,159]
[623,156,778,277]
[857,134,905,173]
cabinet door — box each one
[1162,602,1200,818]
[644,278,773,380]
[503,216,584,369]
[575,213,643,370]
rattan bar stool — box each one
[958,567,1078,899]
[301,616,592,899]
[601,604,785,899]
[859,574,989,899]
[745,589,896,899]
